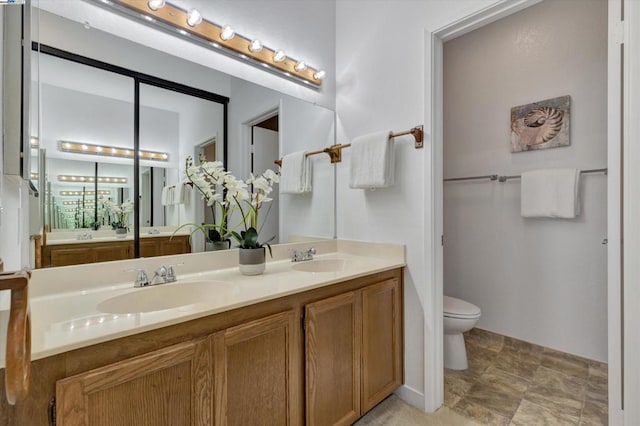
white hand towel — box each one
[280,151,312,194]
[349,131,395,189]
[174,181,190,205]
[161,186,170,206]
[521,168,581,218]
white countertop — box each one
[45,227,190,246]
[0,240,405,367]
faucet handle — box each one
[125,269,149,287]
[307,247,316,255]
[164,263,183,283]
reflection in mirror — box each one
[25,5,336,269]
[139,83,225,252]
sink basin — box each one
[292,259,347,273]
[97,281,222,314]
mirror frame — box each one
[33,42,230,257]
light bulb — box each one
[313,70,326,80]
[220,25,235,41]
[81,144,89,151]
[147,0,165,11]
[249,39,263,53]
[186,9,202,27]
[273,50,286,62]
[294,61,307,72]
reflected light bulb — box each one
[313,70,326,80]
[147,0,165,11]
[220,25,235,41]
[249,39,263,53]
[294,61,307,72]
[273,50,286,63]
[186,9,202,27]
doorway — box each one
[251,114,280,244]
[427,0,621,421]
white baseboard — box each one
[394,385,426,411]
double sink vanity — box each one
[0,239,405,426]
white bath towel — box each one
[280,151,312,194]
[349,131,395,189]
[521,168,581,218]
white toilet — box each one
[443,296,481,370]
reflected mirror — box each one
[26,4,335,268]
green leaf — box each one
[244,227,259,248]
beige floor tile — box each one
[465,328,504,352]
[503,336,545,356]
[524,366,587,419]
[580,399,608,426]
[466,344,500,377]
[452,398,511,426]
[541,348,590,380]
[354,395,481,426]
[493,347,542,380]
[456,367,529,419]
[511,399,579,426]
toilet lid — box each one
[443,296,481,318]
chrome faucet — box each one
[290,247,316,262]
[128,264,179,288]
[150,265,177,285]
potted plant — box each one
[102,199,133,237]
[231,169,279,275]
[174,155,236,251]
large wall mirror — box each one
[27,3,336,268]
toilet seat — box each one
[443,296,481,319]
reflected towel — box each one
[161,186,171,206]
[349,131,394,189]
[521,168,581,218]
[174,181,190,205]
[280,151,312,194]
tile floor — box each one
[445,328,608,425]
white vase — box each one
[238,247,266,276]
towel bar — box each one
[275,125,424,166]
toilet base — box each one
[444,333,468,370]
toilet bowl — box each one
[443,296,481,370]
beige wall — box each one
[443,0,608,361]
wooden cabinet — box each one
[361,278,403,412]
[305,277,403,425]
[213,311,301,426]
[305,292,361,426]
[2,268,402,426]
[43,235,191,267]
[56,339,213,426]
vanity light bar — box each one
[62,200,99,206]
[60,190,111,196]
[90,0,325,87]
[58,141,169,162]
[30,137,39,148]
[58,175,128,184]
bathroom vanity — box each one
[42,234,191,267]
[0,240,404,426]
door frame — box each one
[426,0,622,419]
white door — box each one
[252,126,279,244]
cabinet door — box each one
[139,239,161,258]
[161,236,191,256]
[213,310,301,426]
[361,278,403,412]
[56,339,212,426]
[305,292,361,426]
[93,243,131,262]
[50,246,95,266]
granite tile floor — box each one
[445,329,608,425]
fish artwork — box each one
[510,95,570,152]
